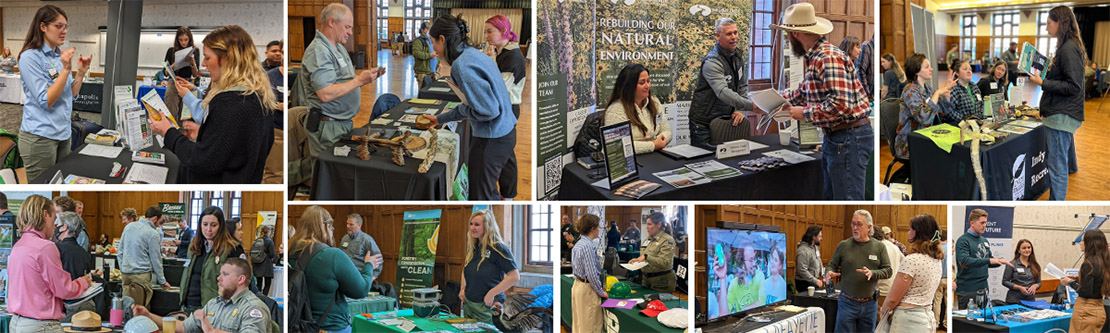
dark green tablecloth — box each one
[559,275,686,332]
[347,296,398,317]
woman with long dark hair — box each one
[894,53,957,159]
[178,206,244,312]
[17,5,93,181]
[1002,239,1041,304]
[879,214,944,333]
[419,14,517,200]
[603,64,671,154]
[163,26,201,81]
[1025,6,1087,201]
[1062,229,1110,331]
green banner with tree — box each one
[396,209,442,307]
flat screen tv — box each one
[705,227,788,321]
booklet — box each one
[173,47,194,70]
[1018,42,1049,80]
[684,160,743,181]
[652,167,711,188]
[122,163,169,184]
[620,261,648,271]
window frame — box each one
[1036,11,1058,58]
[749,0,777,88]
[526,205,554,267]
[961,15,977,61]
[991,12,1020,60]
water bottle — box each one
[967,297,979,320]
[110,293,124,326]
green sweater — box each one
[826,238,892,299]
[955,231,998,293]
[290,247,374,331]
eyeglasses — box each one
[50,23,69,31]
[851,222,867,228]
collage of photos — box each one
[0,0,1105,332]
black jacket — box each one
[976,76,1009,101]
[1039,38,1086,122]
[57,237,94,280]
[176,227,194,258]
[163,91,274,184]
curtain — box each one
[1094,21,1110,68]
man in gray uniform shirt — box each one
[133,258,272,333]
[290,3,386,186]
[688,17,753,146]
[341,213,384,280]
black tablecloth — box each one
[703,308,810,332]
[74,81,104,112]
[952,317,1008,332]
[417,79,461,102]
[557,135,823,200]
[31,143,180,184]
[791,292,839,331]
[310,100,450,200]
[909,123,1048,200]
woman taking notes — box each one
[603,64,671,154]
[18,5,92,181]
[459,210,520,323]
[150,25,277,184]
[1025,6,1087,201]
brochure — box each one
[1018,42,1048,80]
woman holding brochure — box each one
[602,63,670,154]
[1024,6,1087,201]
[150,25,277,184]
[164,26,201,82]
[1061,229,1110,331]
[17,5,92,181]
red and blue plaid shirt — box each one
[783,37,871,128]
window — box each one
[378,0,389,41]
[961,15,977,61]
[991,13,1020,59]
[1037,11,1058,57]
[188,192,204,230]
[749,0,774,81]
[404,0,432,41]
[529,205,554,265]
[229,191,242,219]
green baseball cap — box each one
[609,282,632,299]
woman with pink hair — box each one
[483,14,523,200]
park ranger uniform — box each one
[640,232,677,292]
[184,288,271,333]
[340,230,383,278]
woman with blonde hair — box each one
[460,209,520,323]
[879,214,945,332]
[151,24,277,184]
[290,206,377,333]
[7,195,97,331]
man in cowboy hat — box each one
[771,2,873,200]
[688,17,753,146]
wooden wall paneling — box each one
[239,192,285,264]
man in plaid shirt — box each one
[771,3,873,200]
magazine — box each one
[1018,42,1049,80]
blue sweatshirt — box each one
[436,46,517,139]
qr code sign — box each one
[544,154,562,195]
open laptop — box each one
[598,121,640,191]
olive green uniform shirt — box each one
[184,288,270,333]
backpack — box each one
[288,243,337,333]
[250,238,266,264]
[572,110,607,159]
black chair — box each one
[708,115,751,145]
[879,97,910,185]
[442,280,462,315]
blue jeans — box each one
[822,124,874,200]
[690,121,711,146]
[1046,127,1073,200]
[835,293,877,333]
[1069,139,1078,174]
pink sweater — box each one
[8,229,89,320]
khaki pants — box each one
[572,279,604,333]
[122,272,153,307]
[18,131,69,181]
[933,278,946,324]
[263,128,283,184]
[1072,297,1106,332]
[9,315,61,332]
[889,306,935,333]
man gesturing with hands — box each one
[824,210,892,333]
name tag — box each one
[342,242,349,248]
[990,82,998,90]
[48,67,58,80]
[868,255,878,261]
[643,240,652,248]
[1017,267,1025,274]
[975,93,981,102]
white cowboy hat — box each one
[769,3,833,35]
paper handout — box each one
[173,47,194,71]
[620,261,649,271]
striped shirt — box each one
[572,236,605,297]
[783,37,871,128]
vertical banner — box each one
[397,209,442,307]
[966,206,1014,301]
